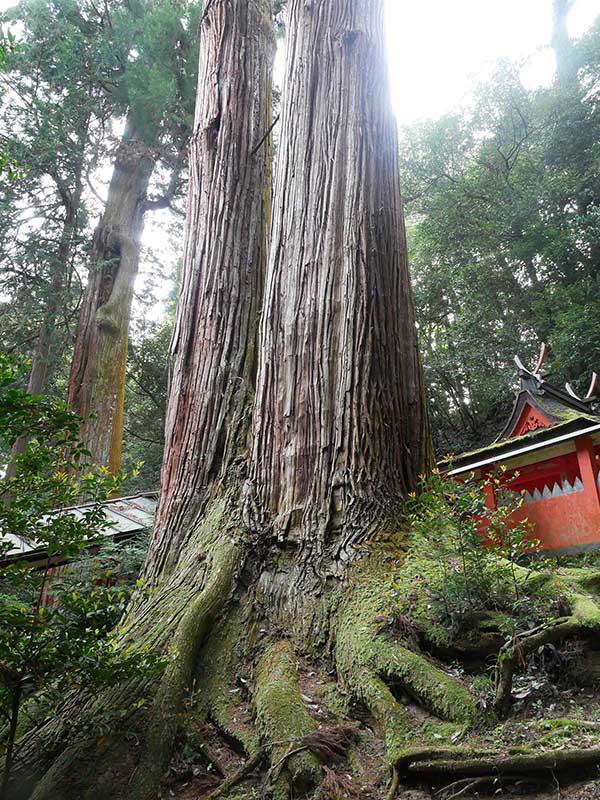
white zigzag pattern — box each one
[522,476,585,504]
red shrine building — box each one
[447,346,600,553]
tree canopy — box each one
[401,19,600,454]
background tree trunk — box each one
[251,0,430,613]
[552,0,577,85]
[66,114,155,474]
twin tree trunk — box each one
[67,115,155,474]
[17,1,429,797]
[147,0,428,596]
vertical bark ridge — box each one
[252,0,429,599]
[144,0,274,584]
[67,113,155,474]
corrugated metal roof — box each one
[2,492,158,563]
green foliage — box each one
[108,0,200,146]
[0,31,22,182]
[0,0,197,396]
[122,314,172,492]
[396,470,539,645]
[401,19,600,455]
[0,0,119,379]
[0,353,118,537]
[0,354,160,793]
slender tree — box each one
[66,0,198,473]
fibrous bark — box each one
[145,0,274,583]
[252,0,430,618]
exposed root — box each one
[353,669,411,764]
[386,765,400,800]
[336,557,476,763]
[13,502,245,800]
[205,747,265,800]
[494,578,600,717]
[130,527,245,799]
[395,745,600,781]
[254,641,322,799]
[195,604,259,755]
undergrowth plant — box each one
[394,468,541,646]
[0,354,160,799]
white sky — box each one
[4,0,597,124]
[384,0,599,124]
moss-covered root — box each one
[196,606,259,755]
[130,531,245,800]
[336,566,476,763]
[254,641,322,800]
[395,745,600,781]
[495,588,600,718]
[354,669,412,765]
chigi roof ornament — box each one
[565,372,599,404]
[514,342,549,381]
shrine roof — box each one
[442,345,600,475]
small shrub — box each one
[0,354,161,796]
[392,469,542,647]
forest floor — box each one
[166,647,600,800]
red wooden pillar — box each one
[483,481,497,512]
[576,436,600,505]
[574,438,600,546]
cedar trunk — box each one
[66,115,155,474]
[145,0,274,583]
[251,0,429,612]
